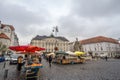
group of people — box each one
[17,55,42,71]
[17,54,53,74]
[16,54,43,80]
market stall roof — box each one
[66,51,75,55]
[9,45,45,53]
[55,51,68,55]
[74,51,85,56]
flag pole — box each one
[53,26,59,52]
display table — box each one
[24,63,43,80]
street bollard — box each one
[4,69,8,80]
[3,61,6,69]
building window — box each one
[101,47,103,51]
[4,29,7,32]
[89,47,91,51]
[95,48,96,51]
[8,29,10,33]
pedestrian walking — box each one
[25,54,28,60]
[39,55,42,63]
[105,56,108,61]
[48,55,52,67]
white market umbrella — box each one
[66,51,75,56]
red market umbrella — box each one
[9,45,45,53]
[9,45,28,52]
[26,46,45,52]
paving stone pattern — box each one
[0,59,120,80]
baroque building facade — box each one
[30,35,69,53]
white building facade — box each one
[0,21,19,47]
[81,36,120,57]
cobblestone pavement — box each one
[0,59,120,80]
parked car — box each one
[0,56,5,62]
[9,54,25,65]
[4,55,11,61]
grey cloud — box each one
[57,0,120,41]
[58,14,120,41]
[0,0,52,44]
[0,1,49,26]
[71,0,120,17]
[0,1,50,37]
[1,0,120,44]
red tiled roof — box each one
[1,24,15,31]
[0,33,10,40]
[80,36,119,44]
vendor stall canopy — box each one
[55,51,68,55]
[74,51,85,56]
[9,45,45,53]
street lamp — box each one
[52,26,59,52]
[53,26,58,36]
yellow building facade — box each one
[30,35,69,53]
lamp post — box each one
[52,26,59,52]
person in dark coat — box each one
[39,56,42,63]
[105,56,108,61]
[17,56,23,71]
[48,55,52,67]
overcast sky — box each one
[0,0,120,45]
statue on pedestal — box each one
[73,38,83,51]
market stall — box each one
[54,51,85,64]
